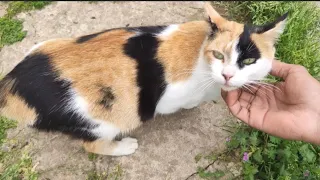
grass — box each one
[0,116,38,179]
[0,2,51,179]
[87,164,124,180]
[195,1,320,180]
[0,1,51,48]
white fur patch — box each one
[65,90,121,140]
[158,24,179,38]
[111,137,138,156]
[210,37,272,91]
[91,120,121,140]
[26,39,57,56]
[155,37,220,114]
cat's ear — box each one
[204,2,227,30]
[256,13,288,43]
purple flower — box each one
[226,137,231,142]
[243,152,249,162]
[304,170,310,177]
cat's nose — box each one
[222,73,233,81]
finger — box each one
[221,89,228,100]
[224,89,240,107]
[270,60,294,80]
[224,89,251,119]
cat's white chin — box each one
[221,85,239,92]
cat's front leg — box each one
[83,121,139,156]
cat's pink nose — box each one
[222,74,233,81]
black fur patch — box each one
[207,16,218,39]
[126,25,167,34]
[7,53,99,141]
[98,86,115,109]
[236,25,261,69]
[124,32,167,122]
[76,28,120,43]
[76,25,167,44]
[253,12,288,34]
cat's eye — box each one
[243,58,256,65]
[212,50,224,60]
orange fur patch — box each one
[251,33,275,59]
[204,21,244,64]
[83,139,117,155]
[0,94,37,125]
[40,30,142,132]
[157,21,210,83]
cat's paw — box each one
[112,137,138,156]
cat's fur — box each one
[0,3,287,156]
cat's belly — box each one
[155,82,221,115]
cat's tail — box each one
[0,76,36,124]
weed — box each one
[0,116,17,145]
[87,164,124,180]
[0,152,39,180]
[0,116,38,179]
[88,153,98,161]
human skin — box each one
[222,60,320,145]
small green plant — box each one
[0,116,17,145]
[0,17,26,48]
[88,153,98,161]
[87,164,124,180]
[226,126,320,180]
[5,1,51,19]
[197,167,225,179]
[0,152,39,180]
[0,116,38,179]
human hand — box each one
[222,60,320,145]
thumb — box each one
[270,60,294,80]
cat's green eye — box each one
[243,58,256,65]
[212,50,224,60]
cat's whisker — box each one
[251,80,282,93]
[246,41,253,51]
[198,76,215,84]
[199,79,216,95]
[242,84,254,95]
[193,78,215,95]
[248,81,274,93]
[245,83,272,100]
[194,79,213,93]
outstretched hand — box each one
[222,60,320,145]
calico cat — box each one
[0,3,287,156]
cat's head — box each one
[204,3,288,91]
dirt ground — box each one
[0,2,241,179]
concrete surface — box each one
[0,2,240,179]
